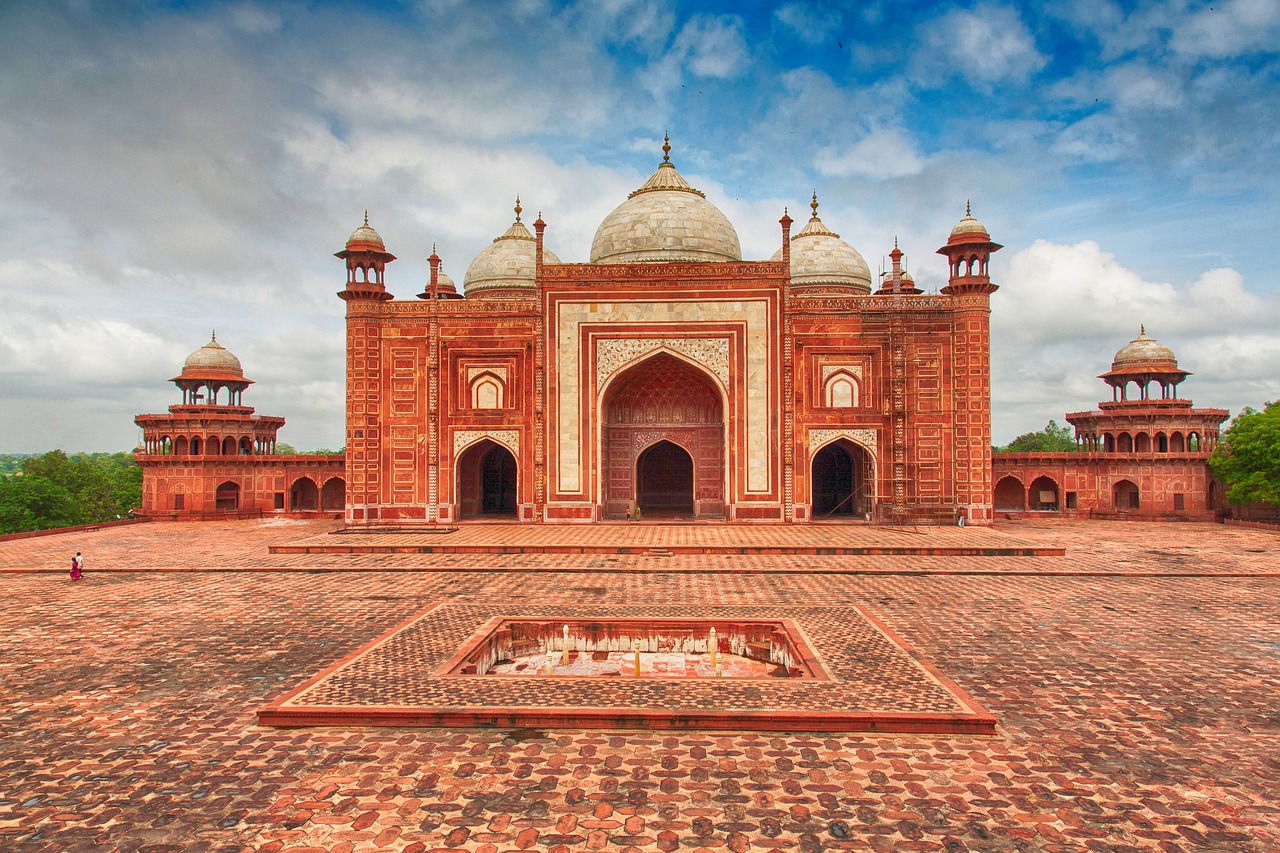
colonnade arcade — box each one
[142,434,279,455]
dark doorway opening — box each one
[480,445,518,515]
[458,440,519,519]
[812,442,859,517]
[636,441,693,516]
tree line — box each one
[0,451,142,535]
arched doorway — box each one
[457,439,518,519]
[1113,479,1140,511]
[215,481,240,511]
[636,440,694,516]
[811,440,871,519]
[290,477,318,511]
[600,352,725,519]
[1029,476,1060,511]
[994,476,1026,511]
[320,477,345,511]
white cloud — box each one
[1171,0,1280,57]
[989,239,1280,442]
[816,128,926,179]
[919,3,1047,87]
[774,4,841,44]
[669,14,749,79]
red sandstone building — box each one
[992,328,1228,520]
[135,143,1228,526]
[333,144,1001,526]
[134,334,344,518]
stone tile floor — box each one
[0,519,1277,851]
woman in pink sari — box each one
[69,552,83,581]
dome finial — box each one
[514,195,522,223]
[966,199,971,216]
[363,209,369,227]
[894,236,899,249]
[662,132,671,163]
[211,329,217,343]
[1140,323,1146,336]
[810,191,819,219]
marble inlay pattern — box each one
[820,364,863,383]
[453,429,520,457]
[596,338,729,392]
[467,366,509,384]
[808,428,877,456]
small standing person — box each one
[69,551,84,581]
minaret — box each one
[938,203,1002,525]
[335,213,395,525]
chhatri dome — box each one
[590,135,741,264]
[770,192,871,293]
[946,201,990,243]
[463,198,562,298]
[345,210,385,250]
[1110,325,1179,371]
[172,332,245,382]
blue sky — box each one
[1,0,1278,451]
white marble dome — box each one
[346,212,385,248]
[180,333,243,377]
[590,151,741,264]
[1112,327,1177,369]
[464,209,562,298]
[770,199,871,293]
[948,202,990,242]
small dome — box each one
[346,211,385,249]
[463,200,562,298]
[590,138,741,264]
[946,202,990,245]
[1112,326,1178,370]
[769,195,871,293]
[436,268,457,295]
[181,333,243,377]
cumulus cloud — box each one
[918,3,1048,87]
[669,14,750,79]
[816,128,926,179]
[774,4,841,44]
[989,239,1280,442]
[1171,0,1280,57]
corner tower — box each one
[336,213,395,525]
[938,204,1002,525]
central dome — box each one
[590,140,740,265]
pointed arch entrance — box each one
[457,439,518,519]
[600,352,725,519]
[636,440,694,515]
[810,439,872,519]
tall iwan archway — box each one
[600,352,725,519]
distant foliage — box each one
[1209,402,1280,505]
[998,420,1078,453]
[0,451,142,535]
[273,443,343,455]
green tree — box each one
[0,450,142,534]
[1209,402,1280,505]
[999,420,1078,453]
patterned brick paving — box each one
[261,603,993,733]
[0,521,1278,851]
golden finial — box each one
[965,199,971,216]
[363,209,369,227]
[1140,323,1146,336]
[514,196,522,222]
[211,329,217,342]
[432,242,437,253]
[662,132,671,163]
[811,191,819,218]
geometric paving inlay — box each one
[259,602,997,734]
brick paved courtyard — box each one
[1,520,1278,852]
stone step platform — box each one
[268,522,1064,558]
